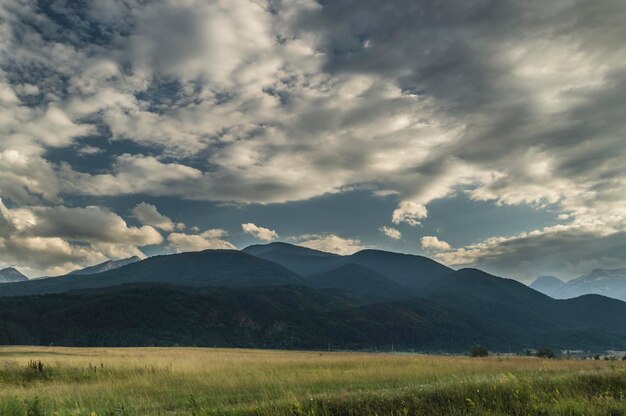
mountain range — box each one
[1,243,625,352]
[530,269,626,302]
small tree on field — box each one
[469,345,488,357]
[536,348,555,359]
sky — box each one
[1,0,626,282]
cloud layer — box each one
[1,0,625,279]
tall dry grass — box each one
[0,346,623,415]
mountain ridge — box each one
[243,243,454,289]
[2,244,626,352]
[0,250,304,297]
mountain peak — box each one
[243,242,340,258]
[0,267,29,283]
[529,275,565,297]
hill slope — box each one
[243,242,344,276]
[347,249,454,289]
[421,268,626,348]
[69,256,142,275]
[0,284,468,349]
[306,263,414,302]
[0,283,624,351]
[0,250,304,297]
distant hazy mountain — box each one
[69,256,142,275]
[529,275,564,296]
[0,250,304,296]
[244,242,453,289]
[550,269,626,302]
[0,268,28,283]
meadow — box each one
[0,347,623,415]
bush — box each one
[536,348,555,359]
[469,345,488,357]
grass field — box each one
[0,347,623,415]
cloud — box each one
[1,0,626,279]
[0,200,162,276]
[27,206,162,246]
[434,223,626,282]
[379,226,401,240]
[298,234,365,255]
[60,154,203,197]
[392,201,428,226]
[167,232,236,253]
[200,228,229,239]
[0,150,61,204]
[241,223,278,242]
[132,202,182,232]
[420,236,452,252]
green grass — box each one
[0,347,623,415]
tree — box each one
[536,348,555,359]
[469,345,488,357]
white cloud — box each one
[167,232,236,253]
[200,228,229,239]
[131,202,181,232]
[420,236,452,252]
[15,84,39,96]
[392,201,428,226]
[241,223,278,241]
[298,234,365,255]
[0,150,61,204]
[379,226,401,240]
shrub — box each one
[536,348,555,359]
[469,345,488,357]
